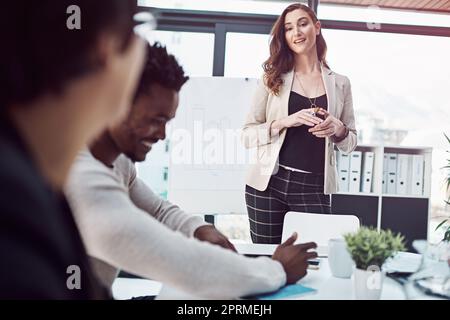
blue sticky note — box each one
[245,284,317,300]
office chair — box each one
[282,212,360,256]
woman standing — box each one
[242,3,357,244]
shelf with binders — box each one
[381,146,432,199]
[334,144,383,196]
[332,145,432,250]
[333,145,432,199]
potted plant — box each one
[432,133,450,267]
[344,227,405,300]
[435,133,450,244]
[435,218,450,242]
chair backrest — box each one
[282,212,360,256]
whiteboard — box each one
[167,77,257,214]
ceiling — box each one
[319,0,450,14]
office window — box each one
[143,30,214,77]
[136,140,170,199]
[318,4,450,28]
[322,28,450,232]
[224,32,270,78]
[139,0,305,15]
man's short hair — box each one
[134,42,189,100]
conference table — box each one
[112,250,445,300]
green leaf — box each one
[444,229,450,242]
[444,132,450,145]
[435,219,449,231]
[343,227,406,269]
[446,179,450,191]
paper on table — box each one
[233,242,277,257]
[244,284,317,300]
[383,252,422,273]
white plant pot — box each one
[353,267,384,300]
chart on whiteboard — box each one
[168,77,257,214]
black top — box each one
[278,91,327,173]
[0,115,109,299]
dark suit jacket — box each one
[0,117,109,299]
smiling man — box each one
[65,42,317,299]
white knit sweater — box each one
[65,150,286,299]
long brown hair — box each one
[263,3,329,95]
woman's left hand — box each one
[308,109,345,138]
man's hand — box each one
[272,232,318,284]
[194,225,237,252]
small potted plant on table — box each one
[344,227,405,300]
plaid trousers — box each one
[245,166,331,244]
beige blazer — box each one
[241,65,357,194]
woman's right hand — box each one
[271,108,323,135]
[283,108,324,128]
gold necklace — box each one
[295,72,321,110]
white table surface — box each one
[113,256,444,300]
[112,278,162,300]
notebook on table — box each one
[233,242,327,257]
[233,242,322,269]
[243,284,317,300]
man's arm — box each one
[130,177,236,251]
[67,172,286,298]
[129,177,206,237]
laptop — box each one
[234,211,360,258]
